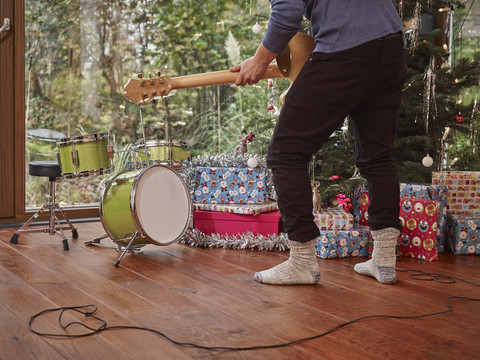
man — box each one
[230,0,407,285]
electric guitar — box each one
[123,32,315,105]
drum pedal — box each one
[84,234,108,245]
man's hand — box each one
[229,43,278,86]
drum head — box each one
[132,165,191,245]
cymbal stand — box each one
[139,106,151,167]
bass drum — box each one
[100,165,191,249]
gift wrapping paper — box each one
[315,225,371,259]
[353,183,448,252]
[194,166,266,204]
[399,183,448,252]
[432,171,480,216]
[398,198,440,261]
[193,202,278,216]
[445,214,480,255]
[353,184,369,226]
[193,209,281,236]
[314,208,354,231]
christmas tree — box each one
[395,0,480,182]
[244,0,480,207]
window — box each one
[24,0,277,210]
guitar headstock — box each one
[123,72,174,104]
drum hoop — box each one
[130,164,191,246]
[57,132,109,146]
[134,139,189,149]
[62,167,113,179]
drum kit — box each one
[56,116,192,266]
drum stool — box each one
[10,161,78,250]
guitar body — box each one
[124,32,315,104]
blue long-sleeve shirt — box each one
[263,0,404,54]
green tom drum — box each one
[134,139,190,168]
[57,133,113,178]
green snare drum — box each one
[57,133,113,178]
[99,165,191,249]
[134,139,190,168]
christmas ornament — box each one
[247,157,258,168]
[422,154,433,167]
[252,22,262,34]
[336,193,353,213]
[455,112,465,124]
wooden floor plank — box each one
[1,221,479,360]
[1,227,318,359]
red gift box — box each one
[399,198,440,261]
[193,210,281,236]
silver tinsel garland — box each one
[180,228,290,251]
[177,153,282,250]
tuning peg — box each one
[137,73,145,86]
[148,72,156,84]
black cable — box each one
[398,268,480,286]
[28,270,480,352]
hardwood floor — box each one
[1,221,479,360]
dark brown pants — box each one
[266,33,407,242]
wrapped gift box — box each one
[314,208,354,231]
[194,166,267,204]
[398,198,440,261]
[193,201,278,216]
[353,183,448,252]
[399,183,448,252]
[445,214,480,255]
[193,210,281,236]
[353,184,369,226]
[432,171,480,216]
[315,225,371,259]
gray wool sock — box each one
[354,228,399,284]
[254,239,320,285]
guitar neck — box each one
[169,64,284,90]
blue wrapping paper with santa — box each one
[194,166,267,204]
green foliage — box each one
[24,0,480,209]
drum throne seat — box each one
[10,161,78,250]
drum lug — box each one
[71,149,79,166]
[107,145,115,160]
